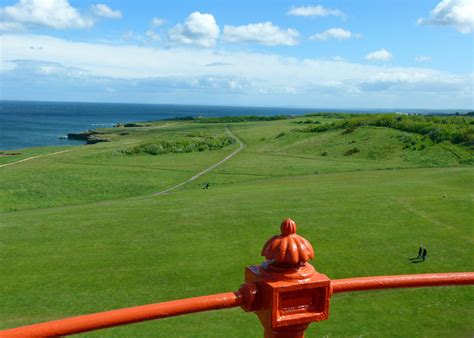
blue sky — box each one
[0,0,473,108]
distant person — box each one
[417,245,423,259]
[203,183,210,190]
[422,247,427,261]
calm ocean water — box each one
[0,101,321,150]
[0,100,460,150]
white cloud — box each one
[310,28,361,41]
[365,48,393,61]
[0,0,122,30]
[122,30,147,44]
[0,34,471,107]
[145,30,160,41]
[91,4,122,19]
[0,21,24,31]
[415,55,432,62]
[122,30,136,41]
[12,60,87,77]
[151,17,165,27]
[223,22,299,46]
[168,12,219,47]
[287,5,344,17]
[418,0,474,33]
[0,0,94,29]
[121,29,159,44]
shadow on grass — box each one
[408,257,425,264]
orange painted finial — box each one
[261,218,314,266]
[280,218,297,235]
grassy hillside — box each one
[1,114,473,337]
[0,122,239,212]
[187,117,473,189]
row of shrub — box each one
[118,136,235,155]
[319,148,360,156]
[114,122,151,128]
[294,120,321,124]
[180,115,294,123]
[300,114,474,145]
[304,112,350,119]
[344,147,360,156]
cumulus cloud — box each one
[121,29,160,45]
[417,0,474,33]
[365,48,393,61]
[0,21,24,31]
[168,12,219,47]
[287,5,344,17]
[415,55,432,62]
[91,4,122,19]
[122,30,149,44]
[145,30,160,41]
[310,28,361,41]
[122,30,136,41]
[358,69,466,93]
[0,34,471,107]
[0,0,123,30]
[1,59,252,103]
[142,17,165,43]
[0,0,94,29]
[223,22,299,46]
[9,59,87,77]
[151,17,165,27]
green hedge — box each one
[194,115,293,123]
[300,114,474,145]
[118,136,235,155]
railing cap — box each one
[261,218,314,266]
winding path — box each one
[151,126,245,196]
[0,124,244,214]
[0,122,179,169]
[0,149,74,168]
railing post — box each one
[241,219,331,338]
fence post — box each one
[241,218,331,338]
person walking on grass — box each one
[417,245,423,259]
[422,247,427,261]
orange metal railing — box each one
[331,272,474,293]
[2,272,473,337]
[1,292,243,337]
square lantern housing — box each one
[245,265,331,328]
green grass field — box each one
[1,115,473,337]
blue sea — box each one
[0,101,317,150]
[0,100,463,150]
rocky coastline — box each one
[67,131,111,144]
[66,122,151,145]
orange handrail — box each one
[2,272,473,337]
[1,291,243,337]
[331,272,474,293]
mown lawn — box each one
[0,122,238,212]
[1,117,473,337]
[1,167,473,337]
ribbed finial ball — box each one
[261,218,314,266]
[280,218,297,236]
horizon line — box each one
[1,99,472,112]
